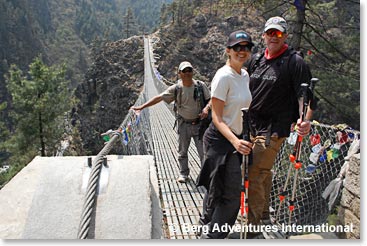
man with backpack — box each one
[245,16,315,237]
[131,61,211,183]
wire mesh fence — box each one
[270,123,360,233]
[115,91,153,156]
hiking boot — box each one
[177,175,188,183]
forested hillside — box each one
[0,0,172,89]
[0,0,172,186]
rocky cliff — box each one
[73,37,144,154]
[337,154,360,239]
[152,13,262,83]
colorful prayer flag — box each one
[103,135,110,142]
[310,134,321,146]
[122,129,129,145]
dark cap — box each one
[227,30,254,48]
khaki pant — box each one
[177,119,204,176]
[248,136,286,225]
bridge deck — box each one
[146,77,204,239]
[143,39,205,239]
[151,106,205,239]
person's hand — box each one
[234,139,253,155]
[130,106,142,114]
[296,118,311,137]
[199,106,210,119]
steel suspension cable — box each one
[77,130,122,239]
[77,37,156,239]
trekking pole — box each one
[288,78,318,228]
[274,122,305,222]
[274,78,319,225]
[240,108,252,239]
[274,148,296,222]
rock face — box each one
[337,153,360,239]
[151,14,262,84]
[73,36,144,154]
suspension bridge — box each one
[0,37,360,239]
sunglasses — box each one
[181,68,193,73]
[265,29,284,38]
[231,44,252,52]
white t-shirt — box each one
[211,65,252,135]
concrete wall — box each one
[0,155,161,239]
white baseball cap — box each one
[178,61,193,71]
[264,16,288,33]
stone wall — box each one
[337,153,360,239]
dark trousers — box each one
[200,153,241,239]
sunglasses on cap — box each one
[181,67,193,73]
[265,29,284,38]
[230,44,252,52]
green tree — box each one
[168,2,177,24]
[160,3,168,26]
[124,7,138,38]
[301,0,359,129]
[5,56,73,157]
[0,102,10,167]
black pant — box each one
[200,152,241,239]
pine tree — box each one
[124,7,138,38]
[160,3,168,26]
[5,56,73,158]
[0,102,10,166]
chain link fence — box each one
[270,123,360,233]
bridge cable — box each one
[77,130,122,239]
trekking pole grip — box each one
[241,107,252,164]
[241,108,251,142]
[301,77,319,121]
[310,78,319,92]
[300,83,309,121]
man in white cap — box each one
[131,61,211,183]
[245,16,315,237]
